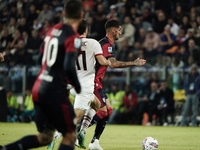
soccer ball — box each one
[142,137,159,150]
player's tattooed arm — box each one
[109,57,146,68]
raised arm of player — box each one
[64,52,81,93]
[96,55,111,67]
[108,57,146,68]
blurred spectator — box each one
[26,4,38,26]
[16,8,25,21]
[51,0,63,16]
[20,89,35,122]
[0,1,8,13]
[17,0,24,11]
[176,29,186,46]
[180,64,199,126]
[117,85,137,124]
[86,17,98,39]
[13,40,33,66]
[178,45,188,66]
[173,5,184,25]
[187,39,200,65]
[26,30,42,51]
[129,6,140,24]
[136,28,146,48]
[191,21,199,36]
[144,27,160,50]
[7,17,17,36]
[17,17,29,35]
[142,8,153,24]
[166,17,179,36]
[106,5,117,20]
[94,4,107,40]
[84,4,94,20]
[146,82,162,126]
[171,55,184,67]
[39,19,52,39]
[0,9,9,25]
[32,19,42,31]
[116,16,135,50]
[52,11,62,25]
[0,29,13,52]
[22,31,29,46]
[154,11,167,34]
[116,40,132,61]
[3,48,14,67]
[196,15,200,26]
[159,80,175,126]
[37,3,53,24]
[118,6,126,23]
[189,6,199,22]
[160,25,176,53]
[107,82,125,124]
[7,6,17,23]
[10,29,22,49]
[180,16,192,34]
[6,90,19,122]
[134,17,152,39]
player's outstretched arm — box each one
[64,52,81,93]
[108,57,146,68]
[96,55,111,67]
[0,53,4,62]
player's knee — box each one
[62,132,76,146]
[96,109,108,119]
[90,98,100,111]
[38,129,54,145]
[108,107,113,117]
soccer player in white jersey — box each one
[47,19,111,150]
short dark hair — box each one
[64,0,83,19]
[77,19,87,35]
[105,19,120,32]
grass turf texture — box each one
[0,123,200,150]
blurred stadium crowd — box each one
[0,0,200,126]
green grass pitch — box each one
[0,123,200,150]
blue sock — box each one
[3,135,40,150]
[89,114,100,127]
[58,143,74,150]
[91,116,109,143]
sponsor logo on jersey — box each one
[74,38,81,49]
[102,98,106,102]
[108,47,112,53]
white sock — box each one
[54,131,62,140]
[80,107,96,133]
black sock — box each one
[3,135,40,150]
[58,143,74,150]
[91,116,109,143]
[89,114,100,127]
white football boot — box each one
[88,139,103,150]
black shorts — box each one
[94,88,108,108]
[34,94,76,135]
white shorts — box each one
[70,87,95,112]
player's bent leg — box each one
[58,131,76,150]
[74,108,86,124]
[1,135,41,150]
[90,95,101,111]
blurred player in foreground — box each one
[0,1,83,150]
[83,19,146,150]
[47,19,111,149]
